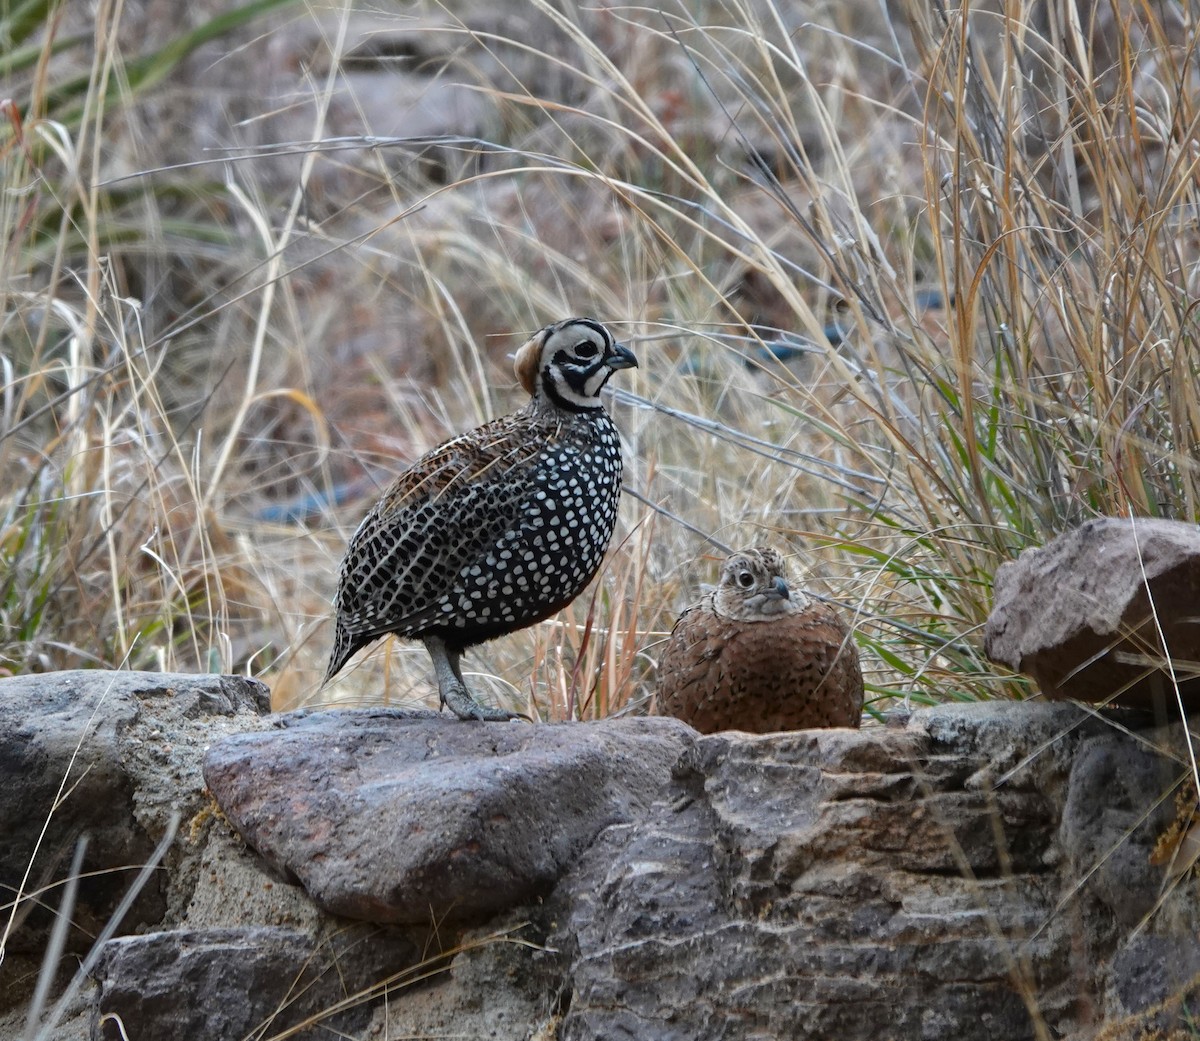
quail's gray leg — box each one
[424,636,528,722]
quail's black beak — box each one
[771,576,790,599]
[607,342,638,370]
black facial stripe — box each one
[543,357,610,411]
[566,362,610,392]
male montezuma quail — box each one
[656,546,863,733]
[324,317,638,720]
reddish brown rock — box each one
[984,517,1200,711]
[202,710,694,924]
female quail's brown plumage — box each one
[324,317,638,720]
[655,546,863,733]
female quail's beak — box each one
[770,576,790,600]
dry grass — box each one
[9,4,1200,1036]
[1,0,1198,733]
[7,5,1200,1037]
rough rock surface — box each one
[0,671,269,963]
[3,670,1197,1041]
[92,924,416,1041]
[203,709,695,923]
[553,702,1197,1041]
[984,516,1200,710]
[0,670,273,1039]
[359,906,572,1041]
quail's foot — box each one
[439,681,529,722]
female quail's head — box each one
[713,546,811,620]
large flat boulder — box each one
[202,710,695,924]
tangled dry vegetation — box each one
[2,0,1198,721]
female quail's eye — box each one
[737,571,754,588]
[574,340,599,359]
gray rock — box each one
[983,517,1200,710]
[553,701,1185,1041]
[203,709,695,924]
[361,907,571,1041]
[1059,728,1179,927]
[4,670,1194,1041]
[0,671,269,961]
[182,823,324,933]
[91,924,417,1041]
[1107,933,1200,1034]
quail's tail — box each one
[322,625,355,688]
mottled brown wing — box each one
[655,599,742,731]
[333,414,547,645]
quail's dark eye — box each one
[574,340,600,359]
[737,571,755,588]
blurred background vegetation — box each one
[2,0,1197,718]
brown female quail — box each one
[324,317,638,720]
[656,546,863,732]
